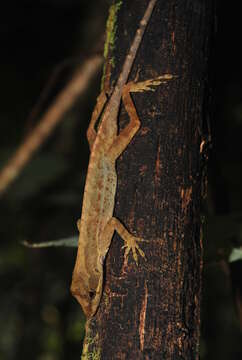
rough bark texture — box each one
[82,0,214,359]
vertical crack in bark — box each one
[154,137,162,186]
[139,281,148,351]
[180,186,193,213]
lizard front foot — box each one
[122,236,145,265]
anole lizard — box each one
[71,0,176,318]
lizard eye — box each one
[89,291,96,299]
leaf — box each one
[229,247,242,263]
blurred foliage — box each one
[0,0,242,359]
[0,1,108,359]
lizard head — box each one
[70,272,103,318]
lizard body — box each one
[71,0,175,317]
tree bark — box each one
[81,0,214,358]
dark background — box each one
[0,0,242,359]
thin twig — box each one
[22,236,78,248]
[0,55,103,196]
[26,57,83,128]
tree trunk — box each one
[81,0,214,358]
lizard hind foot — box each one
[121,235,146,265]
